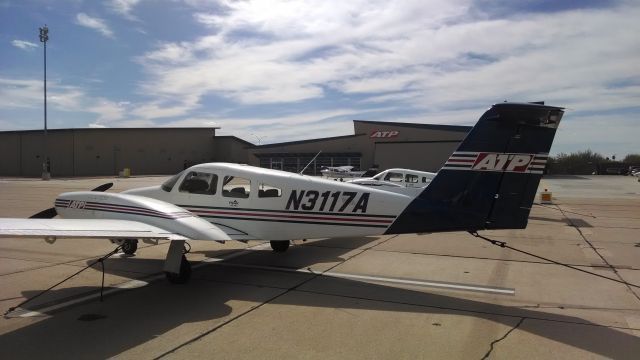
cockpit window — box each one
[161,171,184,192]
[179,171,218,195]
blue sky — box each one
[1,0,638,157]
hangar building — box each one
[251,120,471,175]
[0,120,471,177]
[0,127,251,177]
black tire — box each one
[165,255,192,284]
[270,240,290,252]
[121,239,138,255]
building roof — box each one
[216,135,255,147]
[353,120,472,132]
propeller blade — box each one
[91,182,113,192]
[29,207,58,219]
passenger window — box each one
[405,174,418,183]
[179,172,217,195]
[258,183,282,198]
[384,172,403,182]
[223,176,250,198]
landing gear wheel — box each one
[121,239,138,255]
[165,255,192,284]
[270,240,290,252]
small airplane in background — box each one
[320,166,366,179]
[348,168,437,195]
[0,102,564,284]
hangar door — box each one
[373,141,461,172]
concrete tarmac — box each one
[0,175,639,359]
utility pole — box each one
[39,25,50,180]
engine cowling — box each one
[55,191,230,241]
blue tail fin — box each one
[386,102,564,234]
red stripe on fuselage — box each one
[188,208,394,224]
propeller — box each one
[91,182,113,192]
[29,182,114,219]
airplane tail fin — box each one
[386,102,564,234]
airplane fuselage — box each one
[124,163,413,241]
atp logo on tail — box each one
[443,152,548,174]
[473,153,532,172]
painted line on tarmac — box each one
[8,242,271,318]
[209,261,516,295]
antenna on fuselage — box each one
[299,151,322,175]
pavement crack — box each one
[481,317,525,360]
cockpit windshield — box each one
[161,170,185,192]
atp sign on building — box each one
[370,130,399,138]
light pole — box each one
[39,25,50,180]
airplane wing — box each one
[0,218,188,241]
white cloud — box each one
[76,13,115,38]
[89,99,128,123]
[130,102,195,119]
[121,0,639,154]
[0,77,126,126]
[136,1,638,115]
[11,40,38,50]
[107,0,141,20]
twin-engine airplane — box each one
[0,102,564,283]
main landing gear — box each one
[165,255,191,284]
[163,240,192,284]
[270,240,290,252]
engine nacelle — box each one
[55,191,230,242]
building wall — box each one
[214,137,253,165]
[0,133,21,176]
[0,128,220,177]
[249,123,470,172]
[373,141,462,171]
[1,121,471,177]
[354,121,468,142]
[251,134,367,158]
[73,129,217,176]
[250,134,368,174]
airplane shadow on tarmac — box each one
[1,237,639,359]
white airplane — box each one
[320,166,366,179]
[0,102,564,284]
[348,168,437,195]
